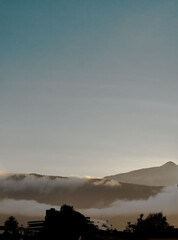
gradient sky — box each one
[0,0,178,177]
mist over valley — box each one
[0,162,178,229]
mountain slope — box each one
[105,161,178,186]
[0,172,162,209]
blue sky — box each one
[0,0,178,176]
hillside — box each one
[105,161,178,186]
[0,173,162,209]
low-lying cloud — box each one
[0,174,88,193]
[0,186,177,227]
[0,173,162,209]
[0,199,59,216]
[0,173,177,229]
[82,186,178,216]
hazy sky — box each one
[0,0,178,177]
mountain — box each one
[105,161,178,186]
[1,163,178,230]
[0,172,162,209]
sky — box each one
[0,0,178,177]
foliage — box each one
[4,216,19,234]
[43,204,97,240]
[125,212,174,239]
[60,204,74,212]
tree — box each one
[125,212,174,239]
[4,216,18,234]
[60,204,74,212]
[43,205,97,240]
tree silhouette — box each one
[125,212,174,239]
[4,216,18,234]
[60,204,74,212]
[43,205,97,240]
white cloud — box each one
[81,186,178,216]
[0,199,59,216]
[0,174,88,193]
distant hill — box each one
[1,163,178,230]
[105,161,178,186]
[0,172,162,209]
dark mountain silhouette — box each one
[105,161,178,186]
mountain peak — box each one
[106,161,178,186]
[162,161,177,167]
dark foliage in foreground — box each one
[125,212,177,239]
[42,204,97,240]
[1,208,178,240]
[0,216,19,240]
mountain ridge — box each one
[105,161,178,186]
